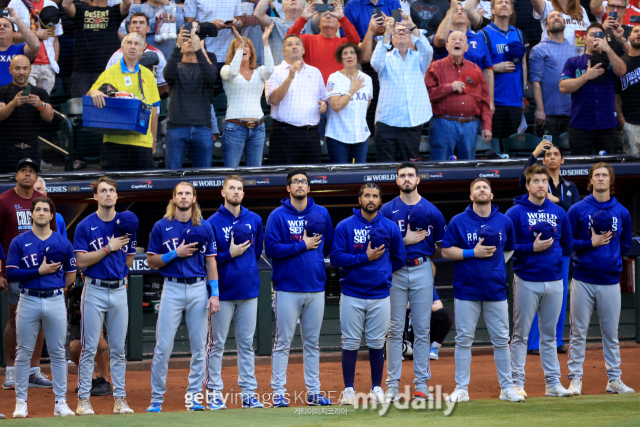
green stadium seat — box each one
[557,132,570,153]
[475,136,500,156]
[503,133,542,158]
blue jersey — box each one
[73,212,137,280]
[568,195,632,285]
[208,205,263,301]
[505,194,573,282]
[56,213,67,239]
[147,217,217,279]
[441,204,516,301]
[380,196,446,259]
[481,23,525,107]
[433,30,493,70]
[330,209,405,299]
[6,230,76,291]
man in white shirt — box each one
[265,34,328,165]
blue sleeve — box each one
[6,238,22,269]
[206,223,217,256]
[147,223,163,254]
[504,217,517,252]
[568,205,593,252]
[505,210,534,257]
[322,210,333,259]
[0,244,4,260]
[528,45,544,83]
[64,241,77,273]
[620,210,633,256]
[379,203,390,219]
[127,232,137,255]
[255,217,264,263]
[56,213,67,239]
[5,239,40,282]
[265,213,307,259]
[441,219,460,248]
[560,57,576,80]
[390,224,406,272]
[433,286,440,301]
[329,223,369,268]
[570,183,581,207]
[560,210,573,257]
[73,222,89,252]
[433,209,446,243]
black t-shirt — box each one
[410,0,450,37]
[71,3,124,72]
[0,83,50,146]
[617,54,640,124]
[606,25,633,59]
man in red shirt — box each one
[286,0,360,83]
[425,31,492,161]
[1,158,57,390]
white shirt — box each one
[184,0,242,59]
[265,60,327,127]
[534,0,590,54]
[106,44,167,87]
[222,46,275,120]
[462,0,492,20]
[9,0,63,74]
[325,70,373,144]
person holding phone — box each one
[591,0,640,28]
[530,0,590,55]
[344,0,402,41]
[0,8,40,87]
[591,0,633,56]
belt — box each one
[85,276,127,289]
[434,115,478,123]
[20,288,63,298]
[227,118,265,129]
[273,119,318,130]
[15,143,32,149]
[166,277,205,285]
[406,256,429,267]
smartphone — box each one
[392,9,401,22]
[0,9,9,18]
[184,21,193,32]
[22,85,31,96]
[224,20,234,25]
[372,6,382,19]
[543,135,552,145]
[631,15,640,23]
[609,11,618,20]
[594,31,605,39]
[315,3,334,12]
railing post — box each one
[127,275,144,361]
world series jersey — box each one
[73,212,138,280]
[147,217,217,278]
[6,230,76,290]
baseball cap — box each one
[44,246,65,264]
[16,158,40,173]
[181,225,208,251]
[369,227,390,249]
[408,205,430,231]
[139,50,160,69]
[504,41,526,64]
[591,210,613,234]
[532,221,555,241]
[39,6,60,28]
[197,22,218,39]
[304,212,325,238]
[478,226,500,247]
[231,223,253,245]
[458,66,483,94]
[115,211,139,237]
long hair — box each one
[587,162,616,195]
[164,182,203,226]
[550,0,583,20]
[225,37,258,69]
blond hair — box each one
[164,182,203,226]
[550,0,583,20]
[225,37,258,69]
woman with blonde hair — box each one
[530,0,590,52]
[220,24,275,168]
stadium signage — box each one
[191,180,224,187]
[132,259,151,272]
[479,170,500,178]
[46,186,67,193]
[131,181,153,189]
[560,168,589,176]
[364,173,397,182]
[256,179,271,184]
[310,176,328,184]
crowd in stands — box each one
[0,0,640,174]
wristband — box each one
[161,250,178,265]
[207,279,219,298]
[462,249,475,259]
[104,245,111,255]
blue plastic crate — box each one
[82,95,152,135]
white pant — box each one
[340,294,390,350]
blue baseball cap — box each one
[591,210,613,234]
[44,245,65,264]
[304,212,325,237]
[181,225,207,251]
[504,41,526,64]
[369,227,390,249]
[115,211,139,237]
[532,221,555,241]
[479,226,500,247]
[231,223,253,245]
[408,205,430,231]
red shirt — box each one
[425,56,492,131]
[30,0,51,66]
[286,16,361,84]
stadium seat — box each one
[503,133,542,158]
[556,132,571,153]
[61,98,83,116]
[212,135,224,166]
[475,136,500,157]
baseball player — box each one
[379,162,446,401]
[330,183,405,405]
[566,163,634,395]
[6,197,76,418]
[505,165,573,398]
[265,168,334,407]
[72,176,138,415]
[206,175,265,410]
[441,178,524,403]
[146,182,220,412]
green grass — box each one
[3,394,640,426]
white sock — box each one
[431,342,441,350]
[29,367,38,374]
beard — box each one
[472,195,491,205]
[176,202,194,212]
[292,193,307,201]
[631,40,640,49]
[400,182,417,194]
[225,196,241,207]
[361,202,380,213]
[548,23,565,34]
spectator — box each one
[0,8,39,87]
[344,0,401,41]
[34,177,67,239]
[530,0,589,54]
[163,28,217,169]
[0,56,53,172]
[528,10,578,138]
[593,0,640,26]
[560,23,627,155]
[239,0,267,66]
[265,34,328,165]
[108,12,168,96]
[597,0,633,57]
[433,2,494,113]
[221,26,275,167]
[480,0,527,142]
[426,31,492,161]
[616,25,640,155]
[409,0,450,37]
[463,0,493,27]
[286,1,360,83]
[325,43,373,163]
[88,33,160,171]
[62,0,132,98]
[9,0,62,95]
[118,0,185,60]
[372,14,433,162]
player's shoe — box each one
[146,402,162,413]
[28,368,53,388]
[557,345,567,354]
[568,379,582,396]
[76,398,95,415]
[606,379,635,394]
[3,370,15,390]
[369,386,388,404]
[500,387,525,402]
[307,392,332,406]
[429,345,440,360]
[546,385,573,397]
[13,399,28,418]
[445,388,469,403]
[114,398,135,414]
[186,398,205,411]
[273,393,289,408]
[0,413,5,419]
[384,386,400,402]
[339,387,355,405]
[414,387,434,401]
[514,386,528,397]
[54,400,75,417]
[91,377,113,396]
[207,390,227,410]
[242,394,264,409]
